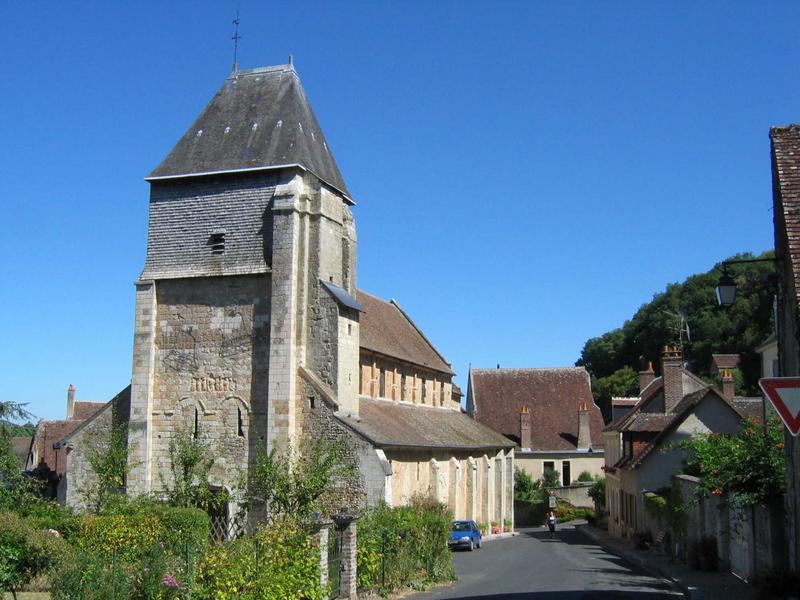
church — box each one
[57,62,514,531]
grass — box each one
[3,594,52,599]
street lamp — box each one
[715,267,737,307]
[715,257,778,308]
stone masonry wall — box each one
[149,275,270,494]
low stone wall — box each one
[552,483,594,508]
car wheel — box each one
[468,541,474,551]
[477,539,481,549]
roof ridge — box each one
[472,366,586,372]
[389,299,453,371]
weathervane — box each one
[231,9,241,73]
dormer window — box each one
[209,230,226,255]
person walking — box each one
[546,511,557,539]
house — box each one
[603,347,744,538]
[59,63,514,527]
[770,123,800,572]
[26,385,103,486]
[710,353,740,377]
[756,332,779,378]
[466,367,605,486]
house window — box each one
[543,461,555,478]
[562,461,571,486]
[421,379,427,404]
[379,369,386,397]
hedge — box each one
[357,496,455,596]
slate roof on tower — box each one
[468,367,604,451]
[148,64,351,201]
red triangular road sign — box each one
[759,377,800,436]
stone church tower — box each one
[126,63,360,499]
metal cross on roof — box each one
[231,9,241,73]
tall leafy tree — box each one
[577,252,775,419]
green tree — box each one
[248,436,358,524]
[676,417,785,506]
[162,432,228,511]
[593,366,639,421]
[576,251,776,413]
[84,425,129,514]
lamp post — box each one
[715,257,778,308]
[715,256,779,437]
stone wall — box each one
[143,275,269,496]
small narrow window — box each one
[347,323,352,335]
[209,232,225,255]
[237,407,244,437]
[309,395,316,410]
[193,407,199,439]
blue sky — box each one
[1,2,797,420]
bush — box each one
[77,503,209,561]
[194,515,324,600]
[588,478,606,508]
[553,500,594,523]
[577,471,594,483]
[0,512,68,596]
[357,496,455,596]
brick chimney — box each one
[577,402,592,450]
[662,346,683,413]
[721,369,735,402]
[639,361,655,393]
[67,384,75,419]
[520,405,531,449]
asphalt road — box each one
[407,523,683,600]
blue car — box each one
[449,520,482,551]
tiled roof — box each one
[711,354,740,370]
[11,436,32,467]
[627,414,674,432]
[469,367,604,451]
[31,420,82,476]
[339,397,514,450]
[357,290,453,375]
[733,397,765,423]
[772,125,800,313]
[149,64,351,201]
[621,388,743,470]
[612,397,638,406]
[72,401,105,421]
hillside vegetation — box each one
[576,252,775,421]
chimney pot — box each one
[577,404,592,450]
[520,405,532,449]
[721,369,735,402]
[662,347,684,413]
[639,361,655,392]
[67,384,76,420]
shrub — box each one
[77,503,209,562]
[553,500,594,523]
[194,515,324,600]
[577,471,594,483]
[588,478,606,508]
[357,496,455,596]
[0,512,68,597]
